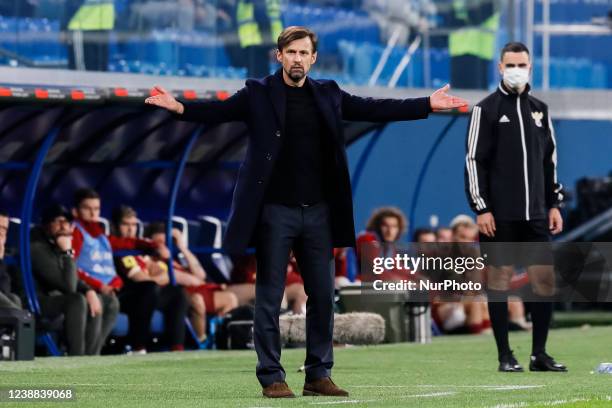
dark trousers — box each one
[480,219,554,358]
[39,292,118,356]
[119,281,188,349]
[254,202,335,387]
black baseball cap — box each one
[40,204,73,225]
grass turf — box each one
[1,326,611,407]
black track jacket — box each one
[464,81,563,221]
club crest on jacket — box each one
[531,111,543,127]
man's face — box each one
[75,198,101,222]
[379,216,400,243]
[46,216,73,238]
[499,51,531,77]
[119,216,138,239]
[276,36,317,84]
[436,228,453,243]
[453,224,478,243]
[0,216,8,250]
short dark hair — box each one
[41,204,73,225]
[144,222,165,239]
[74,188,100,207]
[500,42,530,61]
[412,227,435,243]
[111,205,137,235]
[0,208,8,218]
[277,26,318,53]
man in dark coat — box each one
[145,26,467,398]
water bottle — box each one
[596,363,612,374]
[1,334,13,360]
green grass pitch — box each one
[1,326,611,407]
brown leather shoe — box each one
[262,382,296,398]
[303,377,349,397]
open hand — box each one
[144,86,184,114]
[429,84,468,111]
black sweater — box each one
[265,80,335,205]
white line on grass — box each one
[308,392,456,405]
[541,398,589,406]
[310,399,378,405]
[403,392,457,398]
[418,385,545,390]
[486,397,592,408]
[489,403,529,408]
[350,385,544,390]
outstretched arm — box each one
[341,84,467,122]
[145,85,249,124]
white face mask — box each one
[503,67,530,90]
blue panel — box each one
[348,115,612,237]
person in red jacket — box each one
[70,188,170,353]
[111,211,189,353]
[71,188,169,293]
[355,206,412,282]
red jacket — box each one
[73,218,158,291]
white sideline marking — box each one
[351,384,544,390]
[404,392,457,398]
[418,384,545,390]
[309,392,456,405]
[542,398,589,406]
[310,400,377,405]
[487,397,593,408]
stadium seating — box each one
[111,310,165,338]
[1,0,611,88]
[337,40,428,87]
[0,16,66,66]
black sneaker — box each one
[498,350,524,372]
[529,352,567,372]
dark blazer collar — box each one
[307,75,339,139]
[269,69,286,130]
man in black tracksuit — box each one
[464,42,567,372]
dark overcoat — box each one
[177,69,430,254]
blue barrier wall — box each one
[347,115,612,238]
